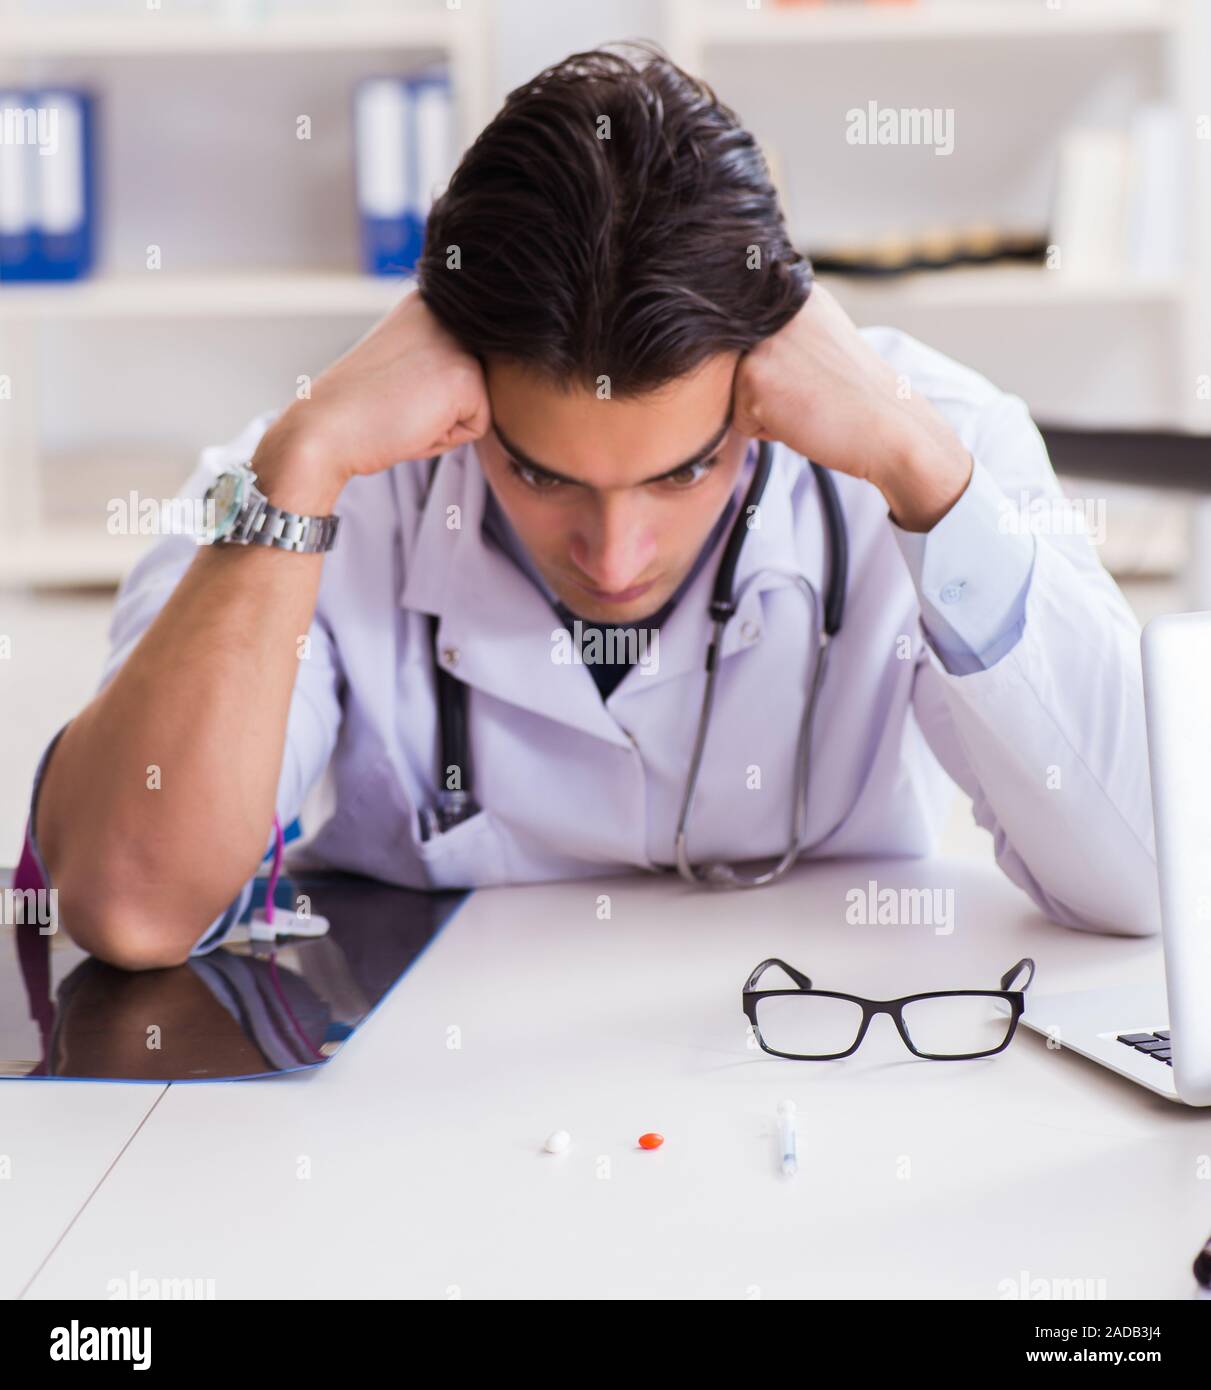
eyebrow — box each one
[492,414,733,487]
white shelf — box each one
[818,266,1184,311]
[8,265,1164,328]
[0,10,469,57]
[0,271,412,320]
[689,0,1176,45]
[0,524,153,587]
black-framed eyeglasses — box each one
[742,957,1036,1061]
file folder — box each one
[355,72,451,276]
[0,91,37,280]
[0,88,95,283]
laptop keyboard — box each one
[1117,1030,1172,1065]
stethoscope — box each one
[421,440,849,890]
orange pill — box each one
[638,1132,664,1150]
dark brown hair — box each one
[416,43,812,397]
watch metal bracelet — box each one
[235,502,340,553]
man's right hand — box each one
[254,290,492,510]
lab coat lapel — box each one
[399,445,631,748]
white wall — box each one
[490,0,664,102]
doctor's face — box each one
[478,353,749,624]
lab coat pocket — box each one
[412,806,510,889]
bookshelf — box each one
[667,0,1211,439]
[0,0,491,587]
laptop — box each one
[1020,611,1211,1105]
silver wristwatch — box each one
[199,462,340,554]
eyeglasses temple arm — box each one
[744,958,813,992]
[1000,957,1036,993]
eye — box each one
[659,455,720,490]
[508,459,563,492]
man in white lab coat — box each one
[25,47,1158,969]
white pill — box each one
[543,1129,571,1153]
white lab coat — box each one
[26,326,1162,945]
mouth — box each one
[574,577,658,607]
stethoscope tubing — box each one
[674,573,832,889]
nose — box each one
[569,492,656,595]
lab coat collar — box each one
[398,443,826,742]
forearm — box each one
[872,404,974,534]
[36,429,343,964]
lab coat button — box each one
[939,582,966,605]
[741,620,761,642]
[441,646,460,667]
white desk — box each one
[17,856,1211,1299]
[0,1083,165,1299]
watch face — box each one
[205,470,247,540]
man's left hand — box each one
[732,282,974,532]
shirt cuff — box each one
[890,456,1037,676]
[17,724,71,894]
